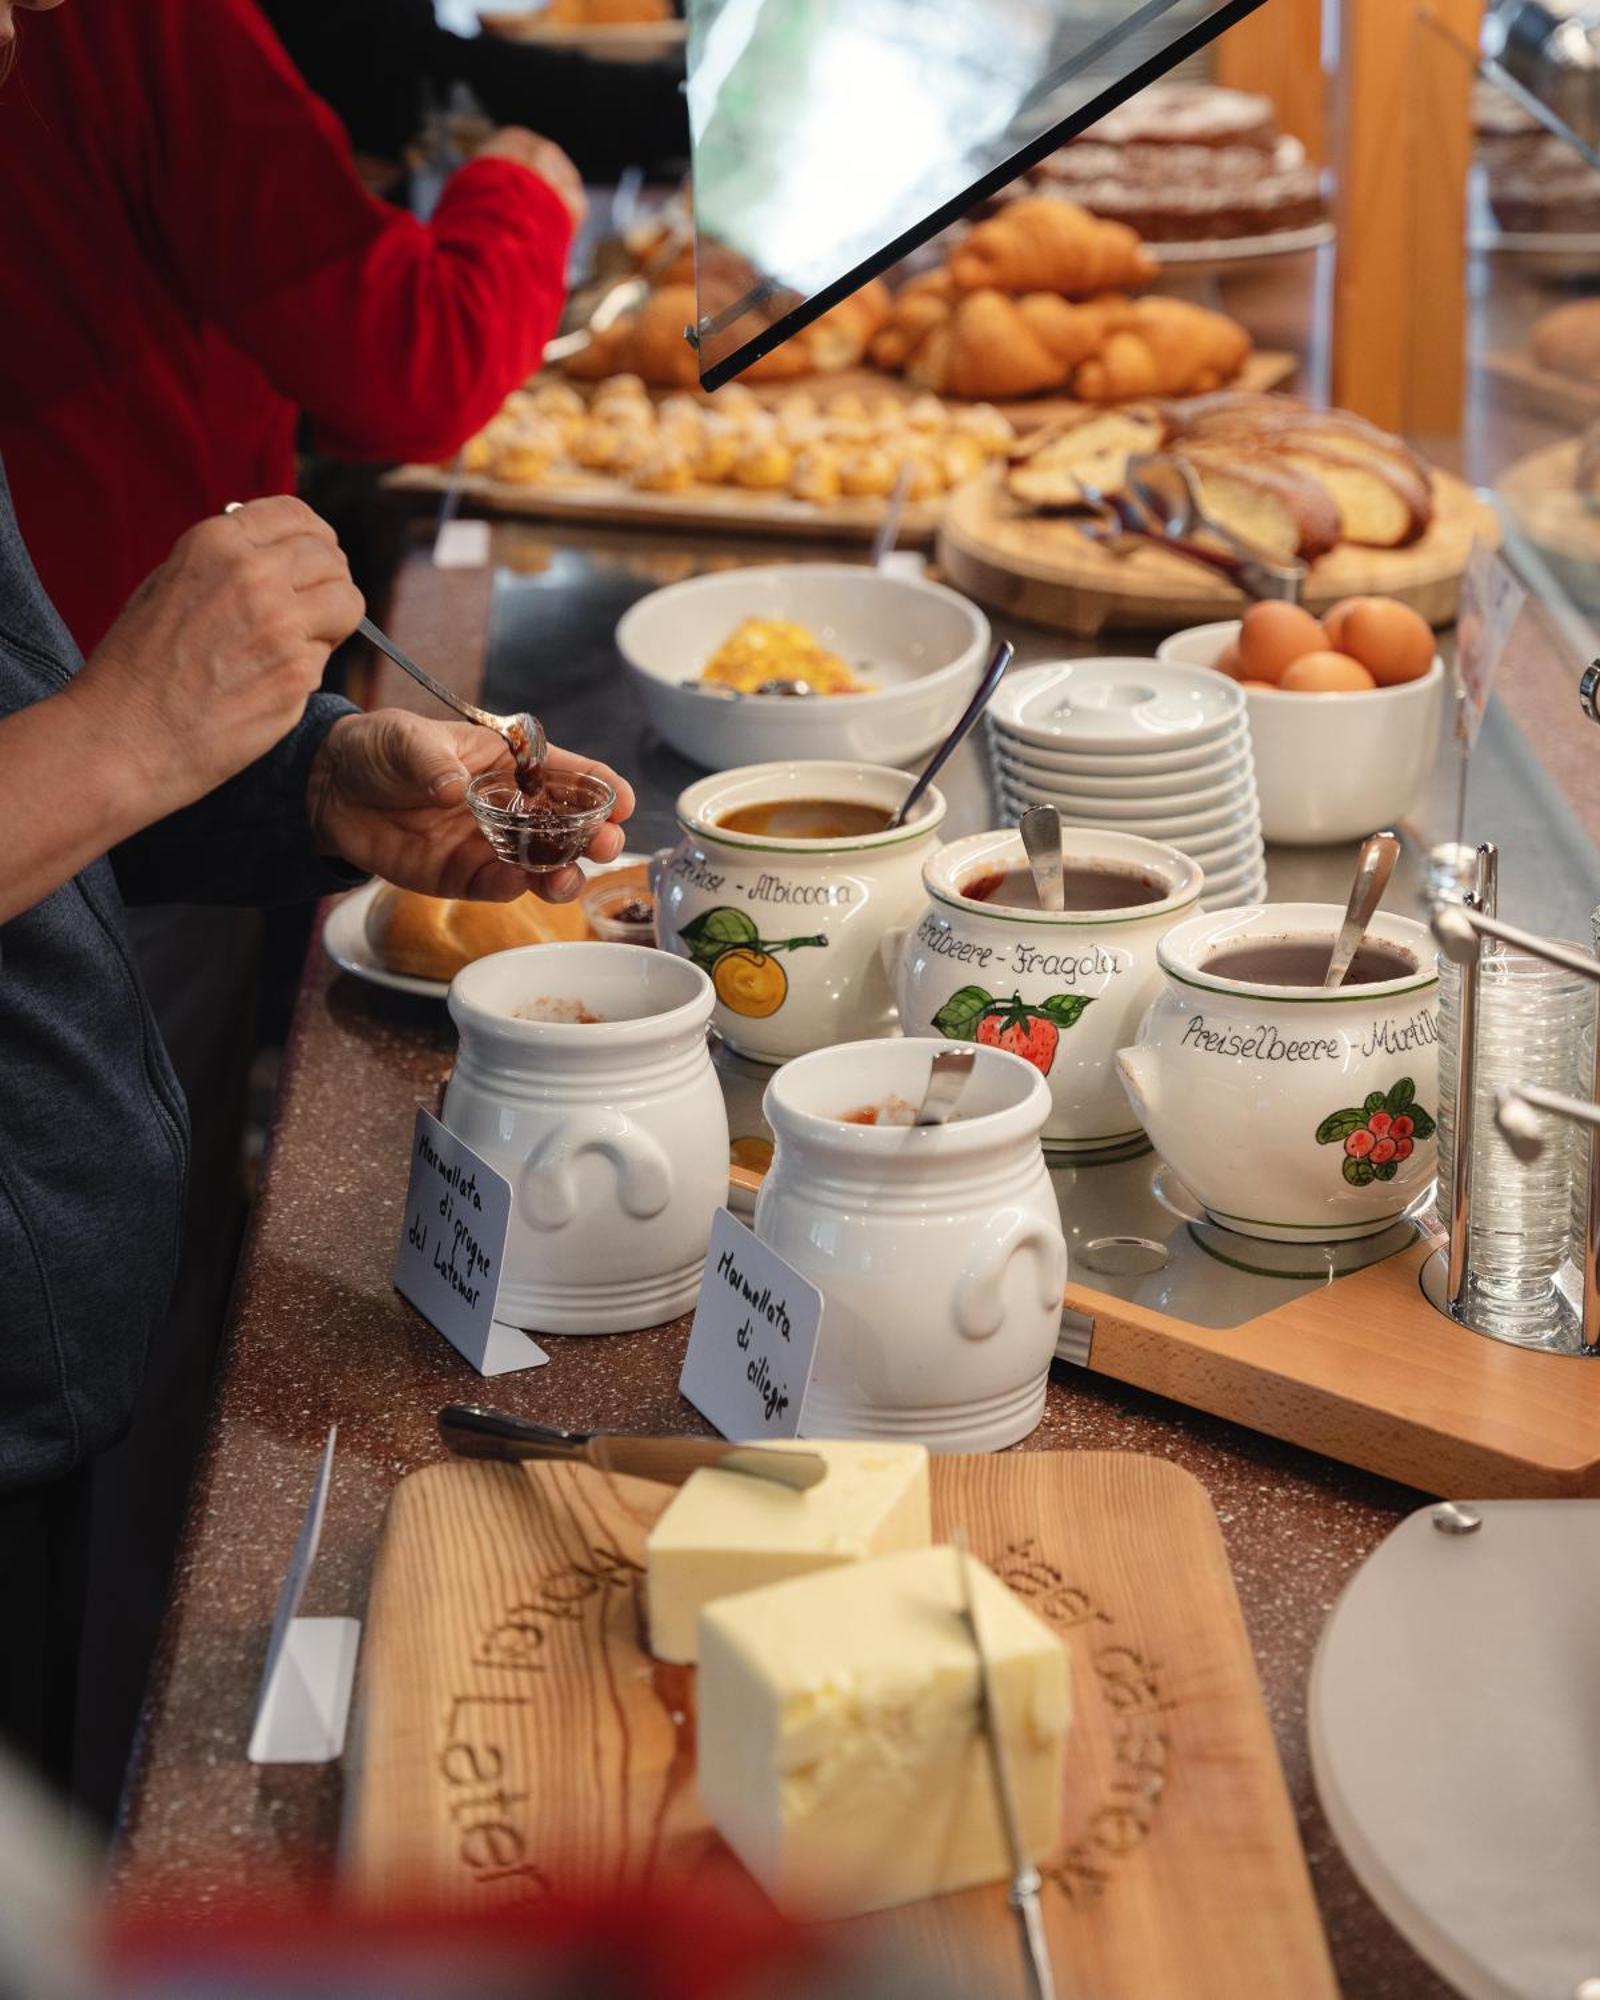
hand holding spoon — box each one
[1323,830,1401,988]
[1019,804,1065,911]
[359,617,546,791]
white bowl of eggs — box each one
[616,563,991,773]
[1157,599,1444,847]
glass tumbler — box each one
[1436,946,1593,1348]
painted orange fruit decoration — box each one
[679,906,827,1020]
[713,947,788,1018]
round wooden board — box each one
[937,466,1501,635]
[1497,438,1600,567]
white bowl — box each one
[1156,622,1446,847]
[987,714,1251,778]
[990,658,1245,755]
[616,564,991,772]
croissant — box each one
[1070,298,1253,403]
[949,198,1156,297]
[896,289,1127,399]
[562,285,703,388]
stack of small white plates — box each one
[987,658,1266,909]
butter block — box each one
[645,1441,929,1664]
[696,1545,1070,1918]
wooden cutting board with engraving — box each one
[344,1451,1335,1999]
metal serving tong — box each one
[1066,454,1305,603]
[438,1406,826,1492]
[543,214,694,365]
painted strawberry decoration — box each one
[932,986,1091,1077]
[1315,1077,1435,1187]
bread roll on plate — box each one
[365,866,649,983]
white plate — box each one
[994,780,1262,846]
[1147,220,1335,265]
[321,854,648,1000]
[992,657,1246,754]
[985,721,1252,781]
[987,738,1253,799]
[990,758,1256,819]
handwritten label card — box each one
[1455,539,1527,749]
[392,1109,548,1376]
[679,1209,822,1440]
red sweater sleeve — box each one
[129,0,572,462]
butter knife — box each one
[437,1406,826,1493]
[953,1532,1058,2000]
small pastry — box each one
[657,392,704,425]
[528,381,585,421]
[573,418,648,472]
[491,431,559,484]
[904,392,948,433]
[837,444,898,498]
[694,419,742,484]
[902,448,946,501]
[706,383,761,422]
[952,402,1017,453]
[822,415,872,448]
[936,433,987,486]
[867,391,909,426]
[592,371,650,406]
[630,443,695,493]
[789,444,842,504]
[826,391,869,423]
[731,438,795,490]
[461,430,494,474]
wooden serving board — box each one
[938,465,1501,634]
[383,463,945,547]
[1497,438,1600,568]
[345,1452,1336,2000]
[1068,1239,1600,1500]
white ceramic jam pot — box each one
[1115,902,1440,1242]
[655,760,946,1065]
[754,1040,1066,1451]
[442,943,729,1334]
[892,828,1203,1157]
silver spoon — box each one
[870,455,917,569]
[888,639,1015,830]
[915,1046,976,1127]
[1019,804,1065,911]
[358,616,546,787]
[1323,830,1401,988]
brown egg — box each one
[1279,651,1378,693]
[1319,597,1364,650]
[1214,641,1244,680]
[1338,598,1436,686]
[1237,602,1329,685]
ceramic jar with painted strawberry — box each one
[1115,901,1440,1242]
[891,828,1204,1156]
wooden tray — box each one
[345,1453,1336,2000]
[382,463,945,546]
[1066,1238,1600,1499]
[1497,438,1600,568]
[937,466,1501,633]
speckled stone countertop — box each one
[112,516,1600,1999]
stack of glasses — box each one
[986,658,1267,910]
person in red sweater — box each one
[0,0,582,654]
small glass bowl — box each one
[466,769,616,874]
[581,878,657,944]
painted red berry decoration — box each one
[1369,1136,1398,1164]
[1390,1115,1414,1140]
[1394,1136,1414,1161]
[1367,1110,1393,1138]
[1346,1129,1376,1159]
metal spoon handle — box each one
[915,1045,977,1127]
[359,616,546,774]
[1324,830,1401,988]
[1019,804,1065,911]
[890,639,1014,829]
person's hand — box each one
[70,496,364,821]
[306,710,635,904]
[478,126,587,231]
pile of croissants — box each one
[564,198,1251,406]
